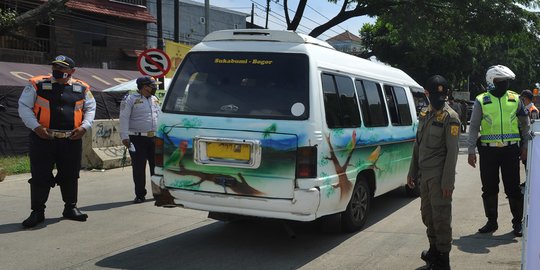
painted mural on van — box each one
[157,114,415,201]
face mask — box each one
[491,80,509,97]
[52,70,69,79]
[429,93,446,110]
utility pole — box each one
[251,3,254,25]
[265,0,270,29]
[204,0,210,35]
[157,0,163,49]
[174,0,179,42]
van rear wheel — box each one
[341,177,371,233]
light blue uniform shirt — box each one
[18,77,96,131]
[119,92,161,140]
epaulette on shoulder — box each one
[507,91,518,101]
[419,107,428,118]
[72,78,90,91]
[29,75,51,84]
[436,110,448,122]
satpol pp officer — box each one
[119,76,161,203]
[408,75,460,270]
[18,55,96,228]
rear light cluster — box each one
[155,137,164,167]
[296,146,317,178]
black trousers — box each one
[478,143,523,224]
[29,133,82,211]
[128,135,155,198]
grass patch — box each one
[0,155,31,175]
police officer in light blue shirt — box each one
[119,76,161,203]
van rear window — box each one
[163,52,310,120]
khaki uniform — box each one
[408,103,460,253]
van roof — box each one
[202,29,334,49]
[197,29,422,88]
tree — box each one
[0,0,69,36]
[359,0,540,92]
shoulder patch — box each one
[450,124,459,136]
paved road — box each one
[0,133,524,270]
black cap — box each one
[425,75,449,95]
[521,89,534,100]
[136,76,161,87]
[51,55,75,69]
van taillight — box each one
[155,137,164,167]
[296,146,317,178]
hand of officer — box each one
[407,175,415,189]
[442,188,453,198]
[33,125,50,139]
[468,154,476,168]
[122,139,130,148]
[69,127,86,140]
[520,147,527,162]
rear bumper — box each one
[151,174,320,221]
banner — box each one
[524,121,540,270]
[164,40,193,78]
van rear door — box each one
[160,51,310,199]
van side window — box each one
[355,80,388,127]
[384,85,413,126]
[321,73,361,128]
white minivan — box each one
[152,29,424,232]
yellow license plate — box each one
[207,142,251,161]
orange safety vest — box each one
[29,75,90,130]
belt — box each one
[129,131,155,137]
[480,141,518,147]
[48,130,72,139]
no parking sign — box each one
[137,48,171,78]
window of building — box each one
[384,85,412,126]
[322,73,361,128]
[74,21,107,47]
[355,79,388,127]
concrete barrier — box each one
[81,119,131,169]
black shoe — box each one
[22,211,45,228]
[133,197,145,204]
[513,223,523,237]
[62,207,88,222]
[478,221,498,233]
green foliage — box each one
[360,0,540,95]
[0,8,17,29]
[0,155,31,175]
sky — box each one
[191,0,377,40]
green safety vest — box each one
[477,90,520,143]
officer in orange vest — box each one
[18,55,96,228]
[520,89,539,120]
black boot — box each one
[62,205,88,222]
[432,252,450,270]
[420,245,438,267]
[508,197,523,237]
[22,211,45,228]
[478,196,498,233]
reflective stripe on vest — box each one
[477,91,520,143]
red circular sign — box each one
[137,48,171,78]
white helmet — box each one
[486,65,515,89]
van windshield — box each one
[163,52,310,120]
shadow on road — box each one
[0,217,62,234]
[79,200,136,211]
[95,187,416,270]
[453,232,518,254]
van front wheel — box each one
[341,178,371,233]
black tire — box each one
[405,179,420,197]
[341,177,371,233]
